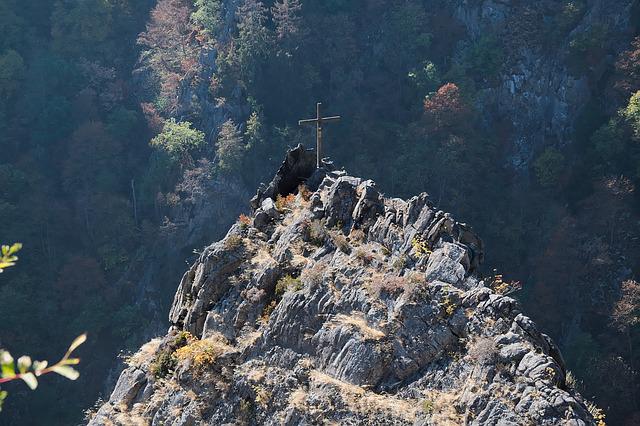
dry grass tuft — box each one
[332,232,351,253]
[302,219,327,246]
[467,337,498,365]
[289,388,308,409]
[330,313,385,341]
[368,274,411,298]
[349,228,366,243]
[125,338,162,368]
[422,390,464,425]
[355,247,375,265]
[310,370,418,422]
[300,262,325,286]
[224,234,244,250]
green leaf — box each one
[0,352,15,378]
[9,243,22,255]
[0,390,7,412]
[17,356,31,374]
[51,365,80,381]
[20,373,38,390]
[63,357,80,365]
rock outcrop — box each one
[88,147,596,425]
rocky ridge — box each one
[88,146,596,425]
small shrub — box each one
[0,242,21,272]
[567,24,608,72]
[411,236,432,257]
[238,214,252,229]
[275,193,296,211]
[173,331,195,347]
[586,401,606,426]
[407,272,424,284]
[369,275,409,298]
[467,337,497,365]
[488,269,522,295]
[623,90,640,139]
[253,384,271,407]
[440,292,458,317]
[150,349,177,379]
[298,184,312,201]
[392,254,408,271]
[553,1,586,38]
[260,300,277,323]
[239,398,254,422]
[308,220,327,247]
[422,399,435,414]
[174,334,229,370]
[332,233,351,254]
[355,248,374,265]
[224,234,244,250]
[300,263,324,286]
[150,119,205,163]
[565,370,577,389]
[275,274,303,296]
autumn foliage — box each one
[615,36,640,94]
[423,83,470,132]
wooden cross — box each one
[299,102,341,168]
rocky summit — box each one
[88,147,596,426]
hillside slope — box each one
[88,147,596,425]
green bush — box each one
[192,0,222,37]
[149,349,176,379]
[150,119,206,163]
[534,147,565,188]
[623,91,640,139]
[275,274,303,296]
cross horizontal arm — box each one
[298,118,319,125]
[321,116,341,122]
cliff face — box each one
[88,147,596,426]
[452,0,636,169]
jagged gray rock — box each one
[87,148,596,426]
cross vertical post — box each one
[299,102,341,168]
[316,102,322,169]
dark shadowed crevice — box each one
[251,144,328,210]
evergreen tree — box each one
[192,0,222,38]
[216,119,245,174]
[235,0,272,82]
[271,0,302,56]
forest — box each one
[1,0,640,424]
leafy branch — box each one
[0,334,87,412]
[0,243,22,272]
[0,242,87,412]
